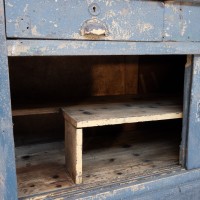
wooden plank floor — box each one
[16,128,181,198]
[63,98,182,128]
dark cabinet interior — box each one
[8,55,186,198]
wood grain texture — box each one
[65,121,83,184]
[63,98,183,128]
[90,56,138,96]
[124,56,139,94]
[16,127,180,198]
[24,168,200,200]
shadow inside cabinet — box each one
[8,55,186,198]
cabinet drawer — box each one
[164,2,200,42]
[5,0,164,41]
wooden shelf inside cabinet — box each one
[12,107,61,116]
[63,98,183,128]
[11,96,140,117]
[62,97,183,184]
[12,95,181,117]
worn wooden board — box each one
[7,40,200,56]
[5,0,164,41]
[12,107,61,116]
[65,121,82,184]
[0,0,18,199]
[89,56,138,96]
[124,56,139,95]
[16,144,75,198]
[25,168,200,200]
[63,98,183,128]
[16,127,180,198]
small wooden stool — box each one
[62,98,182,184]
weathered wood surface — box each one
[16,128,180,198]
[88,56,139,96]
[0,0,18,199]
[65,121,83,184]
[26,169,200,200]
[16,142,74,198]
[5,1,200,42]
[63,98,182,128]
[46,169,200,200]
[186,55,200,169]
[5,0,164,41]
[7,40,200,56]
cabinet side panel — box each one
[0,0,18,199]
[187,55,200,169]
[180,55,192,166]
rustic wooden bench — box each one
[62,97,182,184]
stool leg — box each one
[65,121,83,184]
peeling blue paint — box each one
[0,0,18,199]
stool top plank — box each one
[62,98,182,128]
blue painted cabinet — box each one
[1,0,200,200]
[4,0,200,41]
[5,0,164,41]
[186,55,200,169]
[0,0,18,199]
[164,2,200,41]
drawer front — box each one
[164,2,200,42]
[5,0,164,41]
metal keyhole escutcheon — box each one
[88,3,101,16]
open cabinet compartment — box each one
[8,55,186,198]
[62,96,182,184]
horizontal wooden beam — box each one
[7,40,200,56]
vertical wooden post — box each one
[0,0,18,199]
[186,55,200,169]
[65,121,83,184]
[180,55,193,167]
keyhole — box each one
[88,3,100,16]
